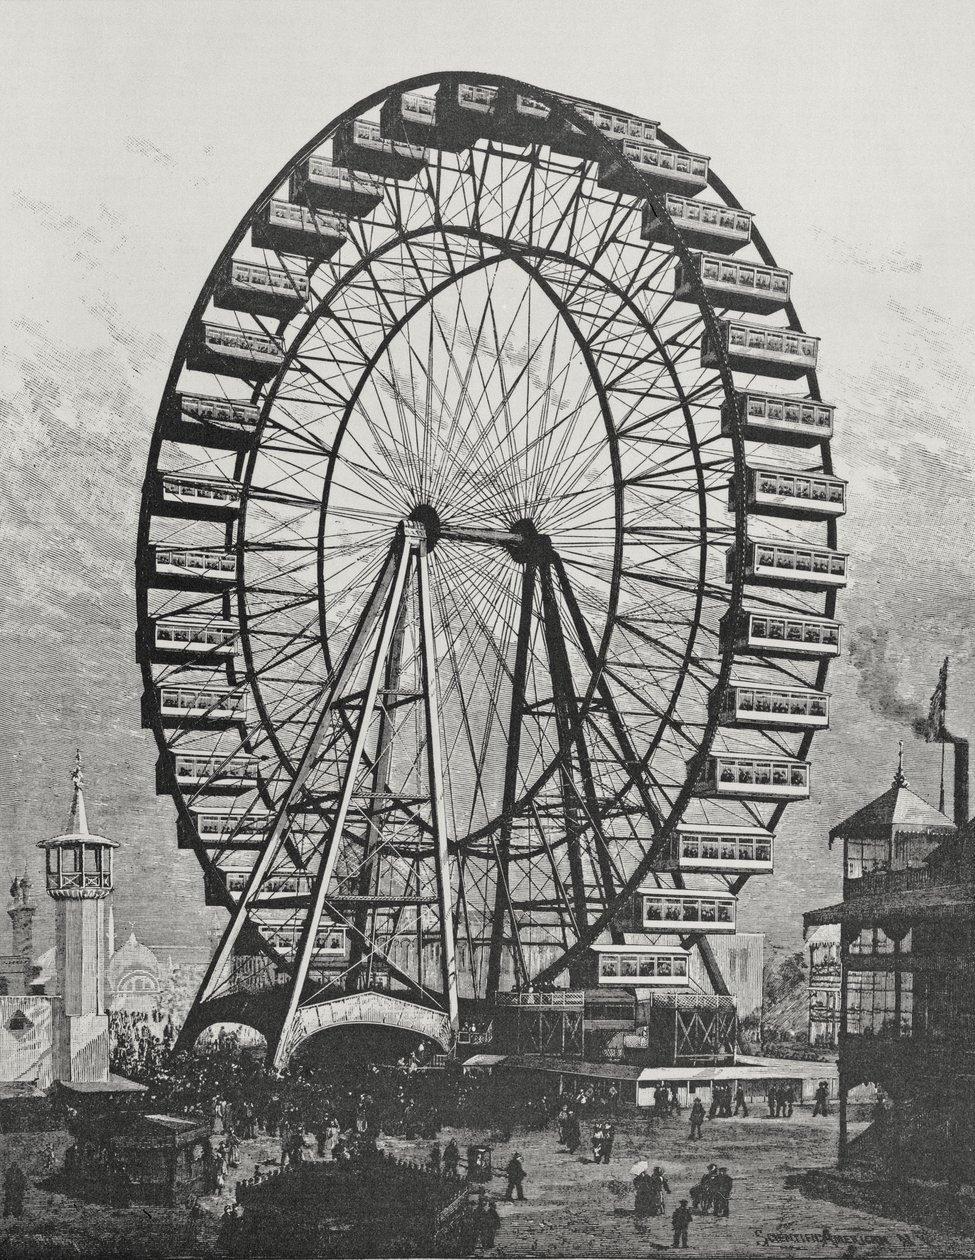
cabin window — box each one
[658,957,673,976]
[748,331,764,349]
[730,327,746,347]
[747,398,764,417]
[736,215,749,232]
[772,766,787,785]
[756,270,771,290]
[600,955,619,978]
[756,843,771,862]
[721,264,739,284]
[719,210,735,229]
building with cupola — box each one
[0,756,119,1092]
[805,740,975,1180]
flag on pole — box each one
[923,658,948,742]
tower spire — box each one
[893,740,909,789]
[70,751,89,836]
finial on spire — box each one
[893,740,909,788]
[69,750,89,835]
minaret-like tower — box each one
[37,754,118,1082]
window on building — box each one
[847,972,913,1036]
[844,837,890,879]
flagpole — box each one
[939,737,946,815]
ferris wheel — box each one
[136,72,845,1066]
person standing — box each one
[708,1088,719,1120]
[443,1138,460,1178]
[564,1109,581,1154]
[713,1166,733,1217]
[689,1098,705,1141]
[648,1165,670,1216]
[476,1197,502,1250]
[504,1152,526,1202]
[767,1084,778,1118]
[812,1081,830,1117]
[734,1085,748,1117]
[600,1122,615,1165]
[633,1168,654,1218]
[783,1083,795,1118]
[671,1198,693,1249]
[3,1162,27,1218]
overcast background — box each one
[1,1,973,965]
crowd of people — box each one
[633,1160,734,1248]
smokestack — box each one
[951,736,969,828]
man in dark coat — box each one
[475,1197,502,1249]
[712,1166,733,1217]
[443,1138,461,1177]
[689,1098,705,1141]
[504,1152,526,1202]
[767,1084,778,1117]
[671,1198,693,1248]
[734,1085,748,1117]
[813,1081,830,1117]
[689,1164,717,1213]
[3,1162,27,1218]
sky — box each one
[1,0,974,966]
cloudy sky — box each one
[2,1,973,965]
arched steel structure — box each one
[135,72,843,1066]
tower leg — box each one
[270,540,414,1069]
[417,541,460,1032]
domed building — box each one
[106,931,167,1014]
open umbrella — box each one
[629,1160,649,1177]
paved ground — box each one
[0,1107,972,1257]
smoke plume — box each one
[847,626,929,734]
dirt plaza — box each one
[0,1101,972,1257]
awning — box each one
[637,1058,837,1084]
[461,1054,509,1068]
[503,1054,643,1081]
[804,884,975,930]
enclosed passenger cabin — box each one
[592,944,690,988]
[719,682,829,731]
[697,754,810,801]
[159,392,259,451]
[726,539,848,591]
[147,615,237,663]
[675,254,791,316]
[637,887,737,934]
[598,142,709,199]
[179,806,270,849]
[153,472,241,521]
[204,868,313,906]
[149,546,237,592]
[719,609,842,659]
[729,464,846,520]
[213,260,310,322]
[721,392,834,447]
[702,320,819,380]
[252,200,348,261]
[493,90,566,146]
[264,923,348,959]
[290,157,384,217]
[654,826,774,875]
[433,82,500,145]
[332,118,427,180]
[161,752,260,795]
[641,197,752,254]
[554,102,658,160]
[185,323,284,383]
[379,91,472,153]
[151,685,247,729]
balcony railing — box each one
[494,990,586,1008]
[844,865,932,900]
